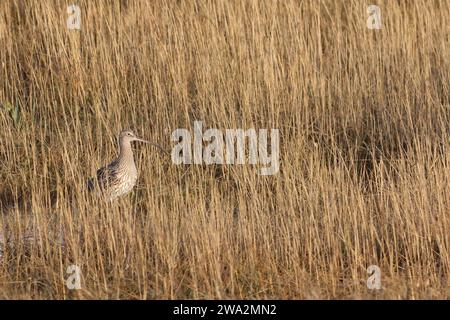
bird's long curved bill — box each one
[136,138,170,155]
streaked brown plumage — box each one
[87,129,151,201]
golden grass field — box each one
[0,0,449,299]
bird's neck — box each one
[118,140,134,162]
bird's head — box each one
[119,129,150,144]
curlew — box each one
[87,129,164,201]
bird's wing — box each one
[97,162,121,188]
[88,160,121,191]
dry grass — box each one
[0,0,449,299]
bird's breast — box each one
[106,164,138,201]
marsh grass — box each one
[0,0,449,299]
